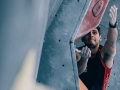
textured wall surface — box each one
[37,0,91,90]
[47,0,63,29]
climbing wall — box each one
[1,0,119,90]
[37,0,91,90]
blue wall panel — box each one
[37,0,91,90]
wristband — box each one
[109,22,117,28]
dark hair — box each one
[96,26,101,35]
